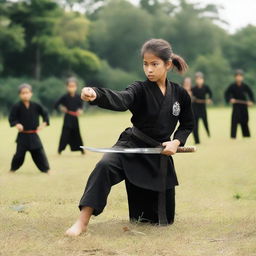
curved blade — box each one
[80,146,163,154]
[80,146,197,154]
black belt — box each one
[131,127,169,226]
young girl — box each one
[55,77,85,154]
[224,69,254,138]
[192,72,212,144]
[66,39,194,236]
[182,77,193,98]
[9,84,50,173]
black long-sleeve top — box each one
[225,82,254,103]
[9,101,49,150]
[9,101,49,129]
[91,79,194,145]
[54,93,83,128]
[192,84,212,100]
[89,79,194,191]
[54,93,83,112]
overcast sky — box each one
[131,0,256,33]
[190,0,256,33]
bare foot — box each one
[65,220,87,236]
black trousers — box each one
[193,115,210,144]
[231,120,250,138]
[125,180,175,224]
[11,143,50,172]
[79,153,175,225]
[58,126,84,153]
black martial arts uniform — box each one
[55,93,84,154]
[191,85,212,144]
[79,79,194,225]
[9,101,50,172]
[225,82,254,138]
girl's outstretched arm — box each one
[81,83,140,111]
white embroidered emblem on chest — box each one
[172,101,181,116]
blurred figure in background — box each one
[9,84,50,173]
[55,77,85,155]
[182,77,193,98]
[224,69,254,139]
[192,72,212,144]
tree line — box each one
[0,0,255,113]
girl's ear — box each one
[166,60,173,71]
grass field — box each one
[1,108,256,256]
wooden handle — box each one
[177,146,197,153]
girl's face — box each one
[143,52,172,82]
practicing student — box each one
[55,77,84,154]
[66,39,194,236]
[182,77,193,98]
[9,84,50,173]
[224,69,254,138]
[191,72,212,144]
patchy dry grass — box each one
[1,108,256,256]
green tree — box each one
[0,1,25,74]
[45,11,101,79]
[57,0,104,15]
[7,0,63,79]
[93,60,139,90]
[140,0,176,15]
[90,0,153,73]
[55,12,90,48]
[223,25,256,72]
[5,0,100,80]
[164,0,228,63]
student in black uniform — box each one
[55,77,85,154]
[9,84,50,173]
[66,39,194,236]
[182,77,193,98]
[225,69,254,139]
[191,72,212,144]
